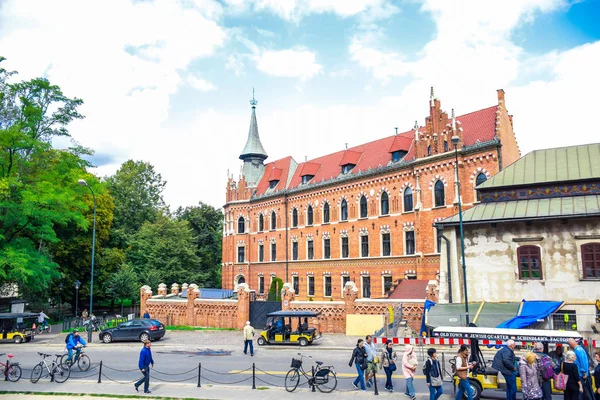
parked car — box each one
[99,319,165,343]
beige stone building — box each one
[436,143,600,333]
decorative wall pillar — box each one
[281,283,295,311]
[415,173,422,210]
[139,285,152,318]
[157,283,167,297]
[426,280,439,303]
[236,283,251,329]
[171,283,180,296]
[343,281,358,315]
[187,284,200,326]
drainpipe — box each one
[436,225,452,304]
[285,192,289,282]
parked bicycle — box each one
[285,353,337,393]
[0,353,22,382]
[60,346,90,371]
[30,352,70,383]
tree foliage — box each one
[106,264,139,315]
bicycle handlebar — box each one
[37,352,52,358]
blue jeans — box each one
[353,363,366,390]
[429,383,443,400]
[455,378,473,400]
[135,368,150,392]
[405,377,415,396]
[383,366,393,389]
[244,339,254,355]
[66,347,80,363]
[503,373,517,400]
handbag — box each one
[385,352,397,372]
[430,360,443,387]
[553,363,569,391]
[361,361,368,371]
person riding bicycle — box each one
[38,310,49,329]
[66,329,87,364]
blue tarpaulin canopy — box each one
[496,300,563,329]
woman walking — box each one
[455,344,475,400]
[424,348,444,400]
[402,344,417,400]
[379,339,397,392]
[349,338,367,391]
[562,350,583,400]
[519,352,543,400]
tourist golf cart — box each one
[432,326,584,399]
[257,311,321,347]
[0,313,39,344]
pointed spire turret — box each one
[240,89,268,161]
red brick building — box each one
[222,89,520,301]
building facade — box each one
[222,89,520,301]
[437,143,600,333]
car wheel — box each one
[14,335,23,344]
[139,332,150,342]
[299,338,309,347]
[102,333,113,343]
[464,379,482,400]
[257,336,267,346]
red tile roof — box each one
[457,106,497,146]
[267,168,282,181]
[339,149,363,166]
[388,279,429,299]
[388,134,413,153]
[255,156,293,194]
[299,162,321,177]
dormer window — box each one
[269,180,279,189]
[391,150,406,162]
[341,164,355,174]
[301,175,314,184]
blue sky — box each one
[1,0,599,208]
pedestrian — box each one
[82,309,89,320]
[143,311,150,319]
[363,335,377,388]
[455,344,475,400]
[349,338,367,391]
[379,339,397,392]
[424,348,443,400]
[492,339,517,400]
[533,342,554,400]
[568,338,593,400]
[402,344,417,400]
[550,344,565,373]
[243,321,255,356]
[520,351,543,400]
[593,352,600,400]
[562,350,583,400]
[134,340,154,394]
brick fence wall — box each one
[141,281,430,333]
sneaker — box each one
[134,385,139,392]
[352,382,359,390]
[404,394,412,398]
[366,381,372,388]
[388,388,394,392]
[144,391,152,394]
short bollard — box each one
[97,360,103,383]
[373,372,379,395]
[311,366,316,392]
[252,363,256,389]
[197,362,201,388]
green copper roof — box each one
[439,194,600,225]
[240,105,268,161]
[478,143,600,190]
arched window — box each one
[380,192,389,215]
[403,187,413,212]
[359,196,368,218]
[258,214,264,232]
[475,173,487,202]
[323,202,330,223]
[434,180,445,207]
[237,217,245,234]
[292,208,298,227]
[307,205,313,225]
[340,199,348,221]
[270,211,276,230]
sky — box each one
[1,0,599,209]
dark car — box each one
[99,319,165,343]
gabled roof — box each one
[299,162,321,177]
[339,149,363,165]
[479,143,600,190]
[388,134,412,153]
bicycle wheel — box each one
[59,354,71,369]
[46,325,52,333]
[315,369,337,393]
[7,364,22,382]
[285,368,300,392]
[30,363,43,383]
[53,364,70,383]
[77,354,91,372]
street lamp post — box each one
[74,280,81,318]
[78,179,96,342]
[58,283,63,322]
[451,135,470,326]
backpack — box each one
[65,333,73,344]
[539,355,554,381]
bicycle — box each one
[0,353,22,382]
[35,322,52,334]
[60,346,90,371]
[285,352,337,393]
[30,352,70,383]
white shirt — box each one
[38,312,49,323]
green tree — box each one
[267,277,284,301]
[106,264,139,316]
[0,57,89,297]
[176,203,223,287]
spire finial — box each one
[345,143,348,150]
[250,87,257,107]
[430,86,434,102]
[451,108,456,132]
[394,127,398,135]
[414,121,419,141]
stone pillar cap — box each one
[171,283,180,287]
[158,283,167,288]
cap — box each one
[73,329,79,333]
[556,343,563,347]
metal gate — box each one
[249,300,281,329]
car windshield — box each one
[148,319,162,326]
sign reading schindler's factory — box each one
[433,331,576,343]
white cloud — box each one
[186,74,217,91]
[255,47,323,79]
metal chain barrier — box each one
[100,373,139,384]
[202,366,252,375]
[152,366,198,376]
[151,375,199,383]
[201,375,253,385]
[102,365,139,373]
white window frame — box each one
[361,275,371,298]
[382,275,393,296]
[381,232,391,256]
[323,275,332,297]
[307,275,315,297]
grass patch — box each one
[0,391,205,400]
[165,326,236,331]
[256,387,270,390]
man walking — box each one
[533,342,553,400]
[135,340,154,394]
[243,321,255,356]
[492,339,517,400]
[568,338,593,400]
[363,335,377,388]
